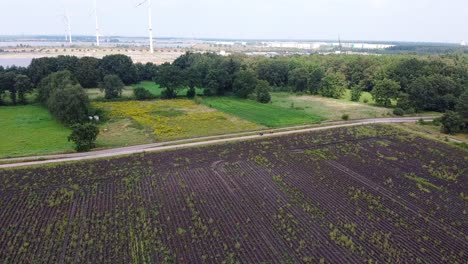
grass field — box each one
[92,99,263,141]
[342,89,375,104]
[0,105,74,158]
[202,97,324,127]
[85,87,135,100]
[132,81,204,97]
[271,92,392,120]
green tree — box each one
[155,63,184,99]
[0,72,16,105]
[99,54,137,85]
[371,79,401,107]
[288,67,309,93]
[440,111,463,134]
[456,90,468,126]
[319,72,347,99]
[37,70,78,104]
[75,57,102,88]
[68,123,100,152]
[133,87,154,100]
[308,66,324,94]
[233,70,258,98]
[100,74,124,99]
[48,84,89,125]
[255,80,271,103]
[257,59,289,87]
[350,85,362,102]
[14,74,33,104]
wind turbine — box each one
[65,9,72,44]
[93,0,100,46]
[136,0,154,53]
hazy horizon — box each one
[0,0,467,44]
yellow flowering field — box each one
[92,100,263,141]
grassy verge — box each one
[0,105,74,158]
[202,97,324,127]
[131,81,204,97]
[271,92,392,121]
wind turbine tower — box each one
[65,10,72,44]
[148,0,154,53]
[137,0,154,53]
[94,0,100,46]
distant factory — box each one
[262,41,394,50]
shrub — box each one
[193,96,202,105]
[47,84,89,125]
[363,98,369,104]
[341,114,349,121]
[68,123,100,152]
[255,80,271,103]
[186,87,196,98]
[100,74,124,99]
[440,111,463,134]
[133,87,154,100]
[350,85,362,102]
[161,87,178,99]
[393,108,405,116]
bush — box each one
[341,114,349,121]
[47,84,89,125]
[193,96,202,105]
[255,80,271,103]
[68,123,100,152]
[350,85,362,102]
[440,111,463,134]
[161,87,178,99]
[133,87,154,100]
[363,98,369,104]
[393,108,405,116]
[100,74,124,99]
[186,87,196,98]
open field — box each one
[202,97,324,127]
[92,100,263,141]
[85,87,135,100]
[0,125,466,263]
[0,105,73,158]
[271,92,392,121]
[342,89,375,104]
[132,81,204,97]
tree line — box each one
[1,52,467,135]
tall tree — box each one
[100,74,124,99]
[233,70,258,98]
[371,79,401,107]
[75,57,102,88]
[14,75,33,104]
[0,72,16,105]
[255,80,271,103]
[288,67,309,93]
[319,72,347,99]
[99,54,137,85]
[37,70,77,104]
[47,84,89,125]
[155,63,184,99]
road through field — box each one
[0,117,436,169]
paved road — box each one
[0,117,435,169]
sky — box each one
[0,0,467,43]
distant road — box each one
[0,117,436,169]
